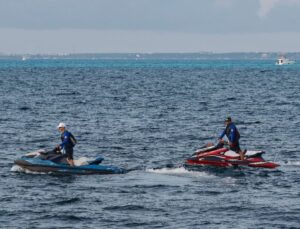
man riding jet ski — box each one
[14,122,125,174]
[14,148,126,175]
[56,122,76,166]
[185,142,279,169]
[218,117,244,160]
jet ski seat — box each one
[224,150,240,157]
[245,150,264,157]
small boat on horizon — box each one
[275,56,295,65]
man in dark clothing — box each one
[56,122,76,166]
[218,117,244,160]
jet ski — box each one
[14,149,126,175]
[185,143,279,169]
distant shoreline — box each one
[1,52,300,60]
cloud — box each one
[258,0,279,18]
[258,0,300,18]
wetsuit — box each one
[219,122,241,152]
[60,130,76,160]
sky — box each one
[0,0,299,54]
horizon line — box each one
[1,51,299,56]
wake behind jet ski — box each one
[185,142,280,169]
[14,149,126,175]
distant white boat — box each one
[275,56,295,65]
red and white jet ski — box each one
[185,143,279,169]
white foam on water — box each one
[146,167,216,178]
[10,165,25,172]
[284,161,300,166]
[10,165,49,175]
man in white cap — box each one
[57,122,77,166]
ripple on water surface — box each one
[1,59,300,228]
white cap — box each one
[57,122,66,129]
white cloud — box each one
[258,0,300,18]
[258,0,279,18]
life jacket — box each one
[61,131,77,147]
[225,123,240,143]
[69,133,77,147]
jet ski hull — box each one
[185,145,279,169]
[14,157,126,175]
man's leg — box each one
[67,158,75,166]
[239,150,245,160]
[231,143,244,160]
[236,143,245,160]
[66,148,75,166]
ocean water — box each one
[0,58,299,228]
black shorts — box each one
[230,142,241,153]
[64,147,74,160]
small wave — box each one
[54,197,81,205]
[104,205,146,211]
[56,91,80,96]
[38,214,90,221]
[18,106,31,111]
[146,167,215,178]
[284,161,300,166]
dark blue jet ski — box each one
[14,149,126,175]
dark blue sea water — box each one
[0,58,299,228]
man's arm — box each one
[219,129,226,140]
